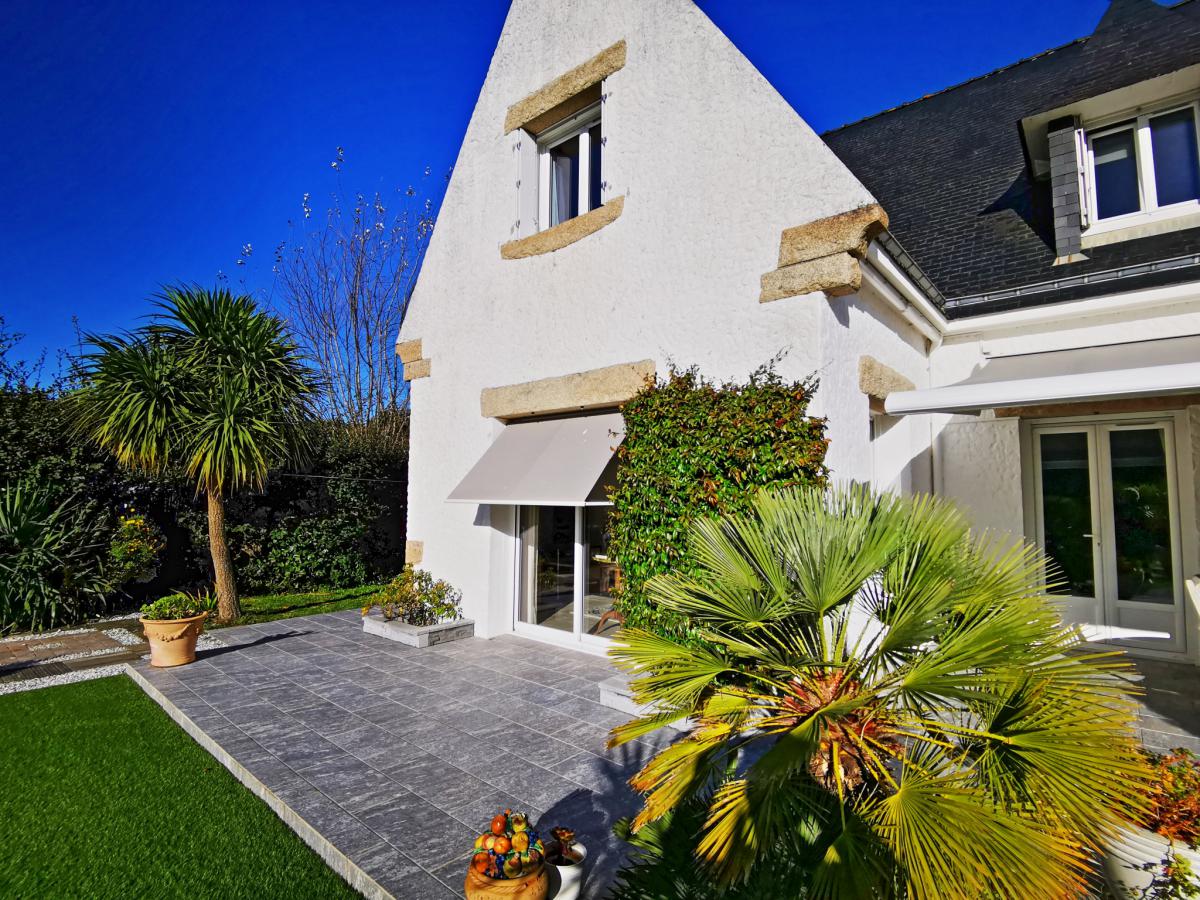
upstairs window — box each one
[1084,102,1200,228]
[538,103,602,229]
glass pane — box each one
[588,124,602,212]
[1039,432,1096,597]
[549,137,579,226]
[583,507,621,639]
[1150,108,1200,207]
[1109,429,1175,605]
[519,506,575,631]
[1092,129,1141,219]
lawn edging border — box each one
[123,664,393,900]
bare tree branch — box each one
[275,149,438,449]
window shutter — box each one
[1075,128,1092,229]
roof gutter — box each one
[862,242,948,346]
[942,276,1200,336]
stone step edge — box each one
[124,664,395,900]
[598,675,691,732]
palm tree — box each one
[609,484,1151,900]
[73,286,317,622]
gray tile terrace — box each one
[128,611,668,899]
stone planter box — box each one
[362,613,474,648]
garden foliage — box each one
[175,423,407,593]
[608,363,827,639]
[0,482,110,633]
[139,589,216,621]
[610,484,1151,899]
[363,565,462,627]
[0,342,407,631]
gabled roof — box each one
[823,0,1200,318]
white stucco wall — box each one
[400,0,930,636]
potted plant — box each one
[361,566,473,648]
[464,809,548,899]
[545,826,587,900]
[139,589,215,667]
[1104,748,1200,897]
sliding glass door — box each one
[517,505,621,646]
[1032,419,1186,654]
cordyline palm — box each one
[609,484,1152,900]
[73,286,317,621]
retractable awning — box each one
[885,336,1200,416]
[447,411,623,506]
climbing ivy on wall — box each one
[608,363,829,640]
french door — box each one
[1031,419,1187,654]
[515,505,622,648]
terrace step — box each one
[599,675,691,731]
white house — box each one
[398,0,1200,745]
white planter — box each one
[1103,824,1200,897]
[361,614,474,648]
[547,841,587,900]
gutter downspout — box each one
[859,241,948,497]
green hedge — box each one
[0,382,407,630]
[608,364,828,640]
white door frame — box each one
[511,503,616,656]
[1022,409,1199,663]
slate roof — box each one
[823,0,1200,319]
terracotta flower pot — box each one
[1103,823,1200,897]
[464,863,548,900]
[140,612,207,667]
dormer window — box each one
[1083,102,1200,229]
[538,104,602,229]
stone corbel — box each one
[396,339,431,381]
[760,203,889,302]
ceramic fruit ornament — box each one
[466,808,546,881]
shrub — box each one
[178,421,407,593]
[363,566,461,626]
[0,482,111,633]
[608,362,827,640]
[140,589,216,621]
[610,485,1150,897]
[1146,749,1200,849]
[108,512,166,588]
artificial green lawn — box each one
[224,584,383,627]
[0,676,357,899]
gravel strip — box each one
[0,663,128,696]
[103,628,145,646]
[0,628,92,644]
[43,646,131,664]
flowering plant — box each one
[108,512,165,586]
[1146,749,1200,849]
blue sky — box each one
[0,0,1111,365]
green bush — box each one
[0,483,111,633]
[608,363,827,640]
[179,422,406,593]
[363,565,461,626]
[108,513,165,588]
[139,589,216,621]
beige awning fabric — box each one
[885,336,1200,416]
[447,412,623,506]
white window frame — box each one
[536,102,601,231]
[511,503,617,655]
[1019,409,1200,664]
[1082,98,1200,235]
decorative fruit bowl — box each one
[465,809,550,898]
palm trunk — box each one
[207,491,240,622]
